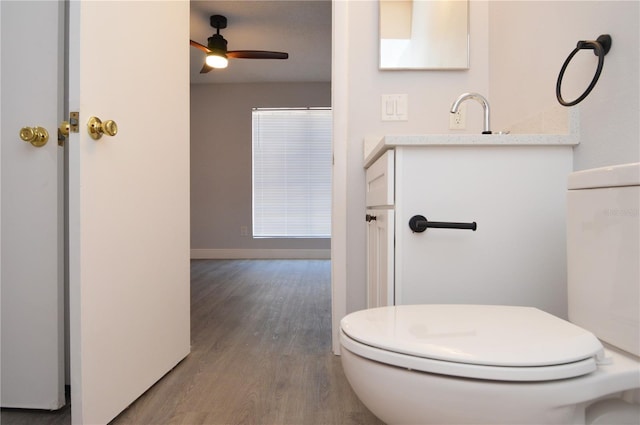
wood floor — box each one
[1,260,383,425]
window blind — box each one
[252,108,332,238]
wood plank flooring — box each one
[1,260,383,425]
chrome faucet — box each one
[450,92,492,134]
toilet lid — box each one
[340,305,604,381]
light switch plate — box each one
[381,94,408,121]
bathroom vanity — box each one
[364,133,578,318]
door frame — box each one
[330,0,348,355]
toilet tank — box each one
[567,162,640,357]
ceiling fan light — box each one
[206,53,228,69]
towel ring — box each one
[556,34,612,107]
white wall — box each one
[190,82,331,258]
[335,0,639,331]
[489,1,639,170]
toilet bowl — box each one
[340,305,640,424]
[340,163,640,425]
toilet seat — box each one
[340,305,605,382]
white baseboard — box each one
[191,249,331,260]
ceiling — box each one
[190,0,332,84]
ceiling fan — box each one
[190,15,289,73]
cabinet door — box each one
[394,146,572,317]
[367,209,395,308]
[366,150,394,207]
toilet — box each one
[340,162,640,425]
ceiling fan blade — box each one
[190,39,211,54]
[199,63,213,74]
[227,50,289,60]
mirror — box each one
[379,0,469,70]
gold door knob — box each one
[58,121,70,146]
[19,126,49,147]
[59,121,70,137]
[87,116,118,140]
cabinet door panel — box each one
[367,209,395,307]
[366,150,394,207]
[394,146,572,318]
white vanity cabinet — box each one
[364,140,575,318]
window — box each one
[252,108,332,238]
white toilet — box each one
[340,162,640,425]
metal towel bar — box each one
[409,215,477,233]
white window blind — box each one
[252,108,332,238]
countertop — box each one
[363,133,579,168]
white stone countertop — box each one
[363,133,579,168]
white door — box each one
[67,1,190,424]
[1,0,65,410]
[1,1,190,423]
